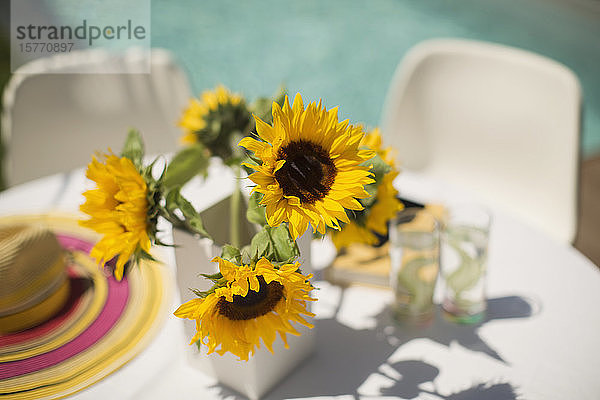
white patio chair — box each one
[2,48,191,186]
[381,38,582,244]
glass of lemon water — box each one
[441,204,491,324]
[389,208,440,325]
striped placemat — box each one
[0,214,172,399]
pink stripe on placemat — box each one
[57,233,94,253]
[58,233,118,278]
[0,234,130,380]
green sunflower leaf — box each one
[136,248,160,264]
[121,129,145,168]
[144,156,167,184]
[221,244,242,264]
[363,153,391,184]
[249,227,271,261]
[246,192,267,226]
[164,189,183,216]
[240,245,252,264]
[200,272,223,283]
[162,143,210,190]
[190,287,210,298]
[362,183,379,208]
[270,224,299,262]
[180,210,210,239]
[164,188,211,239]
[152,236,175,248]
[248,225,299,263]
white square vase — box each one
[172,193,315,400]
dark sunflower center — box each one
[274,140,337,204]
[217,276,284,321]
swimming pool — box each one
[52,0,600,158]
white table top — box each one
[1,162,599,400]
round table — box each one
[1,164,599,399]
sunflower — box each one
[331,128,404,249]
[79,153,151,280]
[174,257,315,361]
[179,85,251,161]
[239,93,374,239]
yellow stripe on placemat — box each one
[0,258,172,399]
[0,252,108,362]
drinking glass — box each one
[441,204,491,324]
[389,208,440,325]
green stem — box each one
[230,166,241,248]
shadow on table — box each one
[377,295,537,363]
[213,295,533,400]
[379,360,521,399]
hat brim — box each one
[0,214,172,400]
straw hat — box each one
[0,214,172,400]
[0,224,69,333]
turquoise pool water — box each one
[52,0,600,158]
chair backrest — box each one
[2,48,191,186]
[381,39,581,244]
